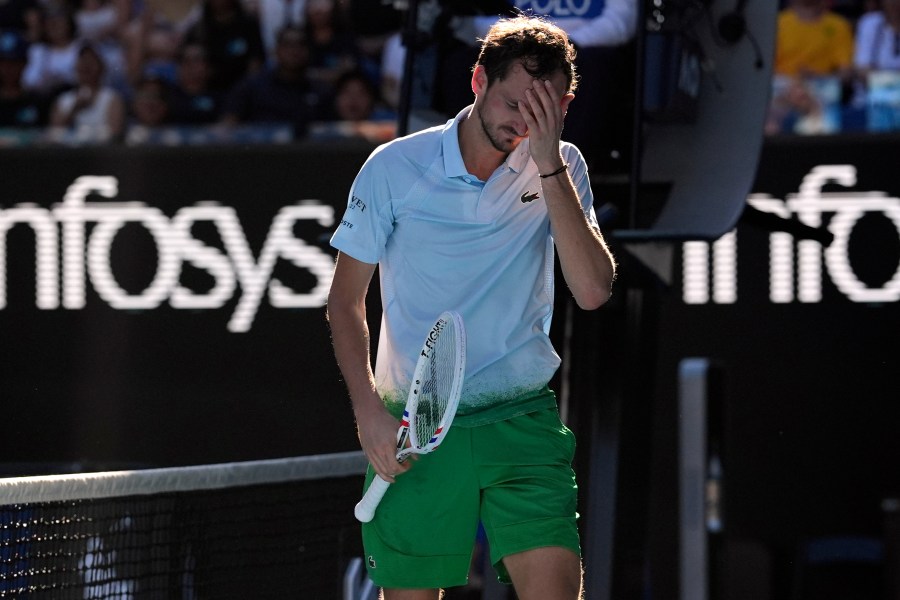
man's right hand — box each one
[355,401,413,483]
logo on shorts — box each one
[367,555,377,569]
[521,191,539,203]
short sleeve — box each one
[329,148,395,264]
[564,144,599,230]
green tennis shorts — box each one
[360,407,580,590]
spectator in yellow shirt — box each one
[776,0,855,80]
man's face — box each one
[473,61,569,154]
[276,30,309,71]
[336,78,374,121]
[75,49,103,84]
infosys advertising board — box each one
[1,136,898,469]
[0,143,373,469]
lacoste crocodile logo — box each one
[521,191,539,203]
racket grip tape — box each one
[354,475,391,523]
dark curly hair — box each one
[475,14,578,94]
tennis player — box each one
[327,14,616,600]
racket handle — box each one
[355,475,391,523]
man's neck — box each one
[458,108,507,181]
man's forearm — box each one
[540,172,616,310]
[327,298,383,417]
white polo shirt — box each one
[331,107,599,426]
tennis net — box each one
[0,451,368,599]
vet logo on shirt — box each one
[349,195,367,212]
[521,191,540,203]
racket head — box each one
[404,311,465,454]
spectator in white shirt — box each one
[47,43,126,143]
[854,0,900,75]
[21,6,81,97]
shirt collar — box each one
[441,107,470,178]
[441,105,532,178]
[507,138,531,174]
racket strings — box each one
[413,325,457,447]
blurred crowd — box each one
[768,0,900,134]
[0,0,642,158]
[0,0,403,145]
[2,0,898,146]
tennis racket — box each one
[354,310,466,523]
